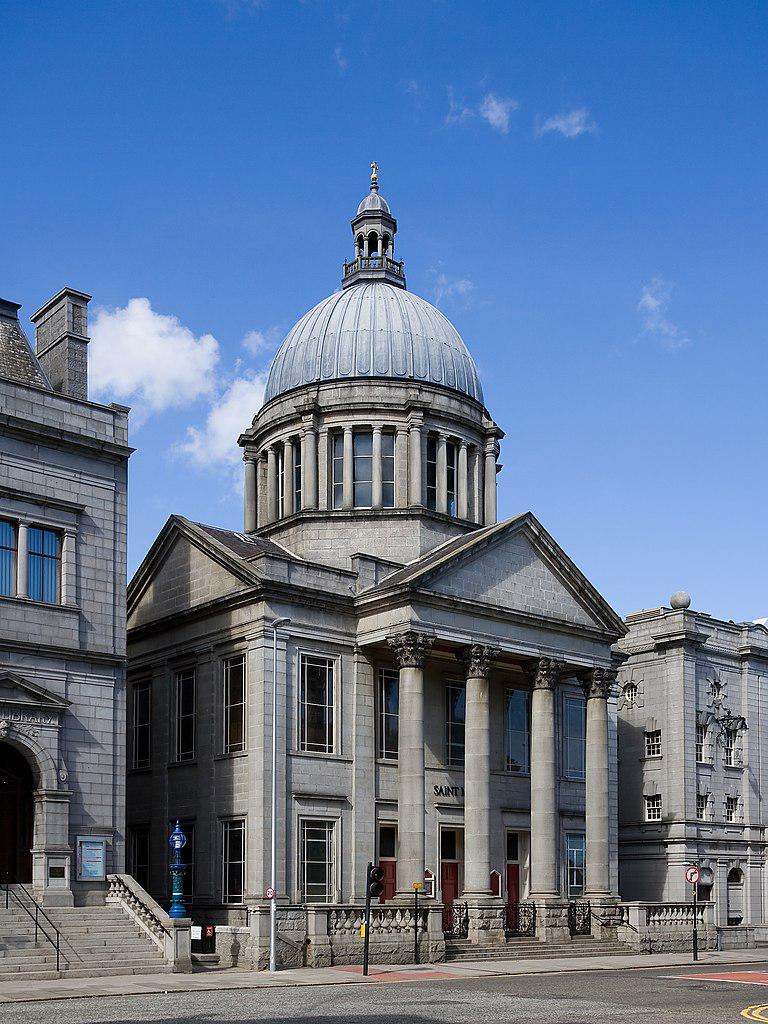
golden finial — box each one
[370,161,379,189]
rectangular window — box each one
[696,723,708,763]
[174,668,196,762]
[0,519,17,597]
[131,681,151,770]
[223,654,246,754]
[277,446,285,515]
[378,824,396,859]
[332,433,344,509]
[353,430,373,507]
[378,668,399,760]
[426,435,437,510]
[299,654,334,753]
[723,729,737,767]
[28,526,61,603]
[222,819,246,904]
[171,820,196,899]
[300,819,335,903]
[505,688,530,772]
[506,831,519,862]
[129,826,150,891]
[446,682,466,767]
[645,794,662,821]
[563,694,586,780]
[696,794,708,821]
[381,432,395,508]
[293,440,302,511]
[566,833,586,897]
[644,730,662,758]
[726,796,739,823]
[446,441,457,517]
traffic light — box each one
[367,863,385,900]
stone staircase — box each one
[0,892,171,981]
[445,934,634,963]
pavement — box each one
[0,946,768,1004]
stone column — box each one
[302,423,318,510]
[283,439,294,517]
[529,657,564,898]
[17,521,29,598]
[582,667,616,898]
[61,529,77,606]
[317,429,329,510]
[460,643,500,895]
[484,439,498,525]
[257,452,268,526]
[244,456,257,532]
[267,446,278,523]
[372,425,383,509]
[342,426,354,510]
[408,419,423,506]
[395,428,408,507]
[458,441,469,520]
[387,630,434,894]
[474,447,483,524]
[437,433,448,514]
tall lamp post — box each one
[269,616,291,973]
[168,821,187,919]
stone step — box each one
[445,946,632,962]
[0,963,173,983]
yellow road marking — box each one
[742,1006,768,1021]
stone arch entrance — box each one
[727,867,744,926]
[0,741,35,882]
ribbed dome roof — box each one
[264,281,484,404]
[357,192,391,215]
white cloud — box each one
[175,371,269,469]
[333,46,348,72]
[242,325,282,357]
[431,271,476,308]
[637,278,691,351]
[537,107,596,138]
[445,87,475,126]
[478,93,519,135]
[89,298,219,424]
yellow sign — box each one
[413,882,423,891]
[360,923,366,938]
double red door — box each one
[441,862,460,930]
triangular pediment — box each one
[373,513,625,636]
[0,672,70,710]
[128,516,263,629]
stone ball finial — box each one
[670,591,692,610]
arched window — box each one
[356,234,364,257]
[727,868,744,926]
[367,232,379,260]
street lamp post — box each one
[168,821,187,919]
[269,617,291,973]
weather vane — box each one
[370,161,379,188]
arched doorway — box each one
[0,742,34,883]
[727,867,744,926]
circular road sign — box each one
[686,866,700,885]
[265,887,275,900]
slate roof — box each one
[192,521,299,562]
[0,300,50,389]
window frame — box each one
[298,653,336,754]
[27,525,62,604]
[644,794,662,822]
[696,722,709,763]
[696,794,708,821]
[352,429,373,508]
[445,681,466,768]
[173,667,196,763]
[221,818,247,905]
[299,817,336,904]
[0,518,17,597]
[725,795,739,823]
[381,431,395,508]
[505,687,530,773]
[128,825,151,891]
[426,435,437,510]
[644,729,662,758]
[293,439,302,511]
[565,832,586,898]
[223,653,247,754]
[446,439,457,517]
[377,667,399,761]
[563,693,587,780]
[131,680,152,770]
[723,728,737,767]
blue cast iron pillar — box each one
[169,820,187,919]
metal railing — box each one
[443,901,469,939]
[3,874,63,972]
[506,900,537,937]
[568,900,592,937]
[343,256,405,278]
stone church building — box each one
[126,173,630,963]
[0,289,131,905]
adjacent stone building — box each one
[0,290,131,905]
[617,592,768,939]
[126,173,629,964]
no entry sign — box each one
[686,866,700,885]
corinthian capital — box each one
[458,643,500,678]
[527,657,565,691]
[387,630,434,669]
[581,666,617,700]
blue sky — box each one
[2,1,767,621]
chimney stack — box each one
[31,287,91,400]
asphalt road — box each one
[4,963,766,1024]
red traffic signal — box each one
[367,864,385,899]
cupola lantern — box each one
[343,163,406,289]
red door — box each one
[506,863,520,932]
[381,860,397,903]
[441,862,460,931]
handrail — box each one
[3,874,62,972]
